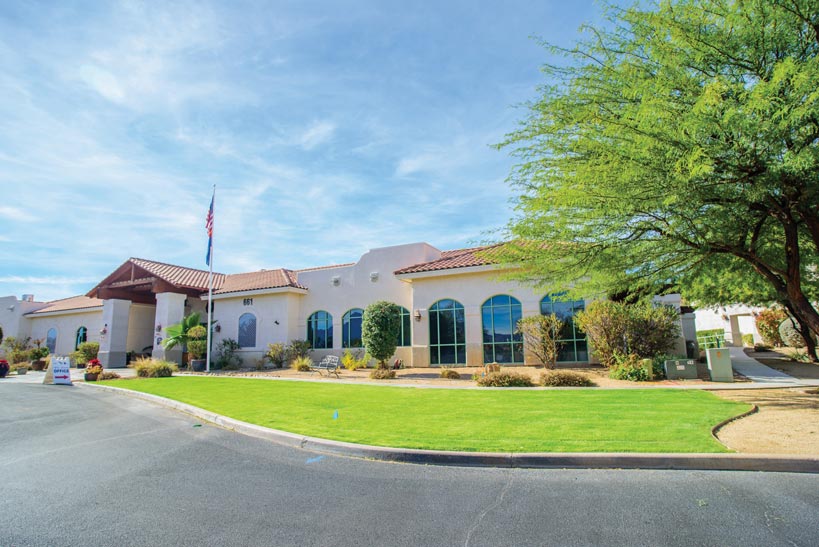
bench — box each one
[311,355,340,378]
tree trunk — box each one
[781,301,819,362]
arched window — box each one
[396,306,411,347]
[342,308,364,348]
[46,328,58,353]
[307,311,333,349]
[481,295,523,364]
[429,299,466,366]
[238,313,257,348]
[541,294,587,362]
[75,326,88,350]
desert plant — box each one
[439,368,461,380]
[162,312,202,353]
[186,325,208,362]
[361,301,401,369]
[608,353,659,382]
[30,346,49,360]
[515,314,564,368]
[214,339,242,370]
[76,341,100,362]
[341,349,370,370]
[477,371,534,387]
[133,357,178,378]
[755,308,787,347]
[291,356,313,372]
[369,368,396,379]
[265,343,287,368]
[540,370,596,387]
[99,371,121,380]
[1,336,32,365]
[69,350,88,367]
[574,301,628,367]
[286,340,312,361]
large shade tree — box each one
[496,0,819,360]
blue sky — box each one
[0,0,607,302]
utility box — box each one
[706,348,733,382]
[664,359,698,380]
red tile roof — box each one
[394,244,504,275]
[214,269,306,294]
[130,258,226,291]
[27,295,103,315]
[295,263,355,273]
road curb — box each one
[80,383,819,473]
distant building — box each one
[0,242,693,367]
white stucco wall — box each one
[694,304,764,345]
[28,309,103,356]
[126,304,156,354]
[0,296,50,356]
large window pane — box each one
[46,328,57,353]
[480,295,524,364]
[541,295,587,362]
[307,311,333,349]
[429,299,465,366]
[342,308,363,348]
[238,313,256,348]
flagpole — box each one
[206,184,215,373]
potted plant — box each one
[0,359,9,378]
[84,359,103,381]
[162,312,203,367]
[30,345,49,371]
[14,364,29,375]
[186,325,208,372]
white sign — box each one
[51,356,72,385]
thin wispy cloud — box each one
[0,0,608,302]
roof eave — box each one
[206,286,308,300]
[394,263,504,280]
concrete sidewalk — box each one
[0,367,138,384]
[728,347,819,387]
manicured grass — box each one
[101,377,750,453]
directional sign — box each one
[47,356,73,386]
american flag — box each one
[205,193,214,266]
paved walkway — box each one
[728,347,819,387]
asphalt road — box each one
[1,383,818,547]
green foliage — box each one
[291,356,313,372]
[1,336,32,364]
[575,301,680,367]
[287,340,312,360]
[369,368,396,380]
[609,354,650,382]
[779,318,806,348]
[133,358,178,378]
[791,349,813,363]
[439,368,461,380]
[515,314,564,368]
[76,342,100,361]
[214,339,242,370]
[187,340,208,360]
[187,325,207,340]
[361,301,401,369]
[30,346,49,360]
[477,371,534,387]
[755,309,787,347]
[496,0,819,343]
[741,334,754,347]
[265,343,287,368]
[162,313,202,351]
[540,371,596,387]
[341,349,370,371]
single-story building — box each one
[0,242,695,367]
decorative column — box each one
[98,299,131,368]
[152,292,187,365]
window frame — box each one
[341,308,364,348]
[481,294,524,364]
[307,310,333,349]
[540,294,587,362]
[238,312,257,349]
[428,298,466,366]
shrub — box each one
[362,301,401,369]
[540,371,596,387]
[754,343,770,352]
[755,308,787,347]
[287,340,312,361]
[214,339,242,370]
[369,368,396,380]
[609,354,652,382]
[186,325,208,361]
[516,314,564,368]
[440,368,461,380]
[791,349,812,363]
[477,371,534,387]
[1,336,33,365]
[291,356,313,371]
[741,333,754,347]
[76,341,100,362]
[779,318,807,348]
[99,371,121,380]
[575,301,680,367]
[265,343,287,368]
[30,346,49,360]
[341,349,370,371]
[133,358,178,378]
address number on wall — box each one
[243,298,253,306]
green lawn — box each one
[101,377,750,453]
